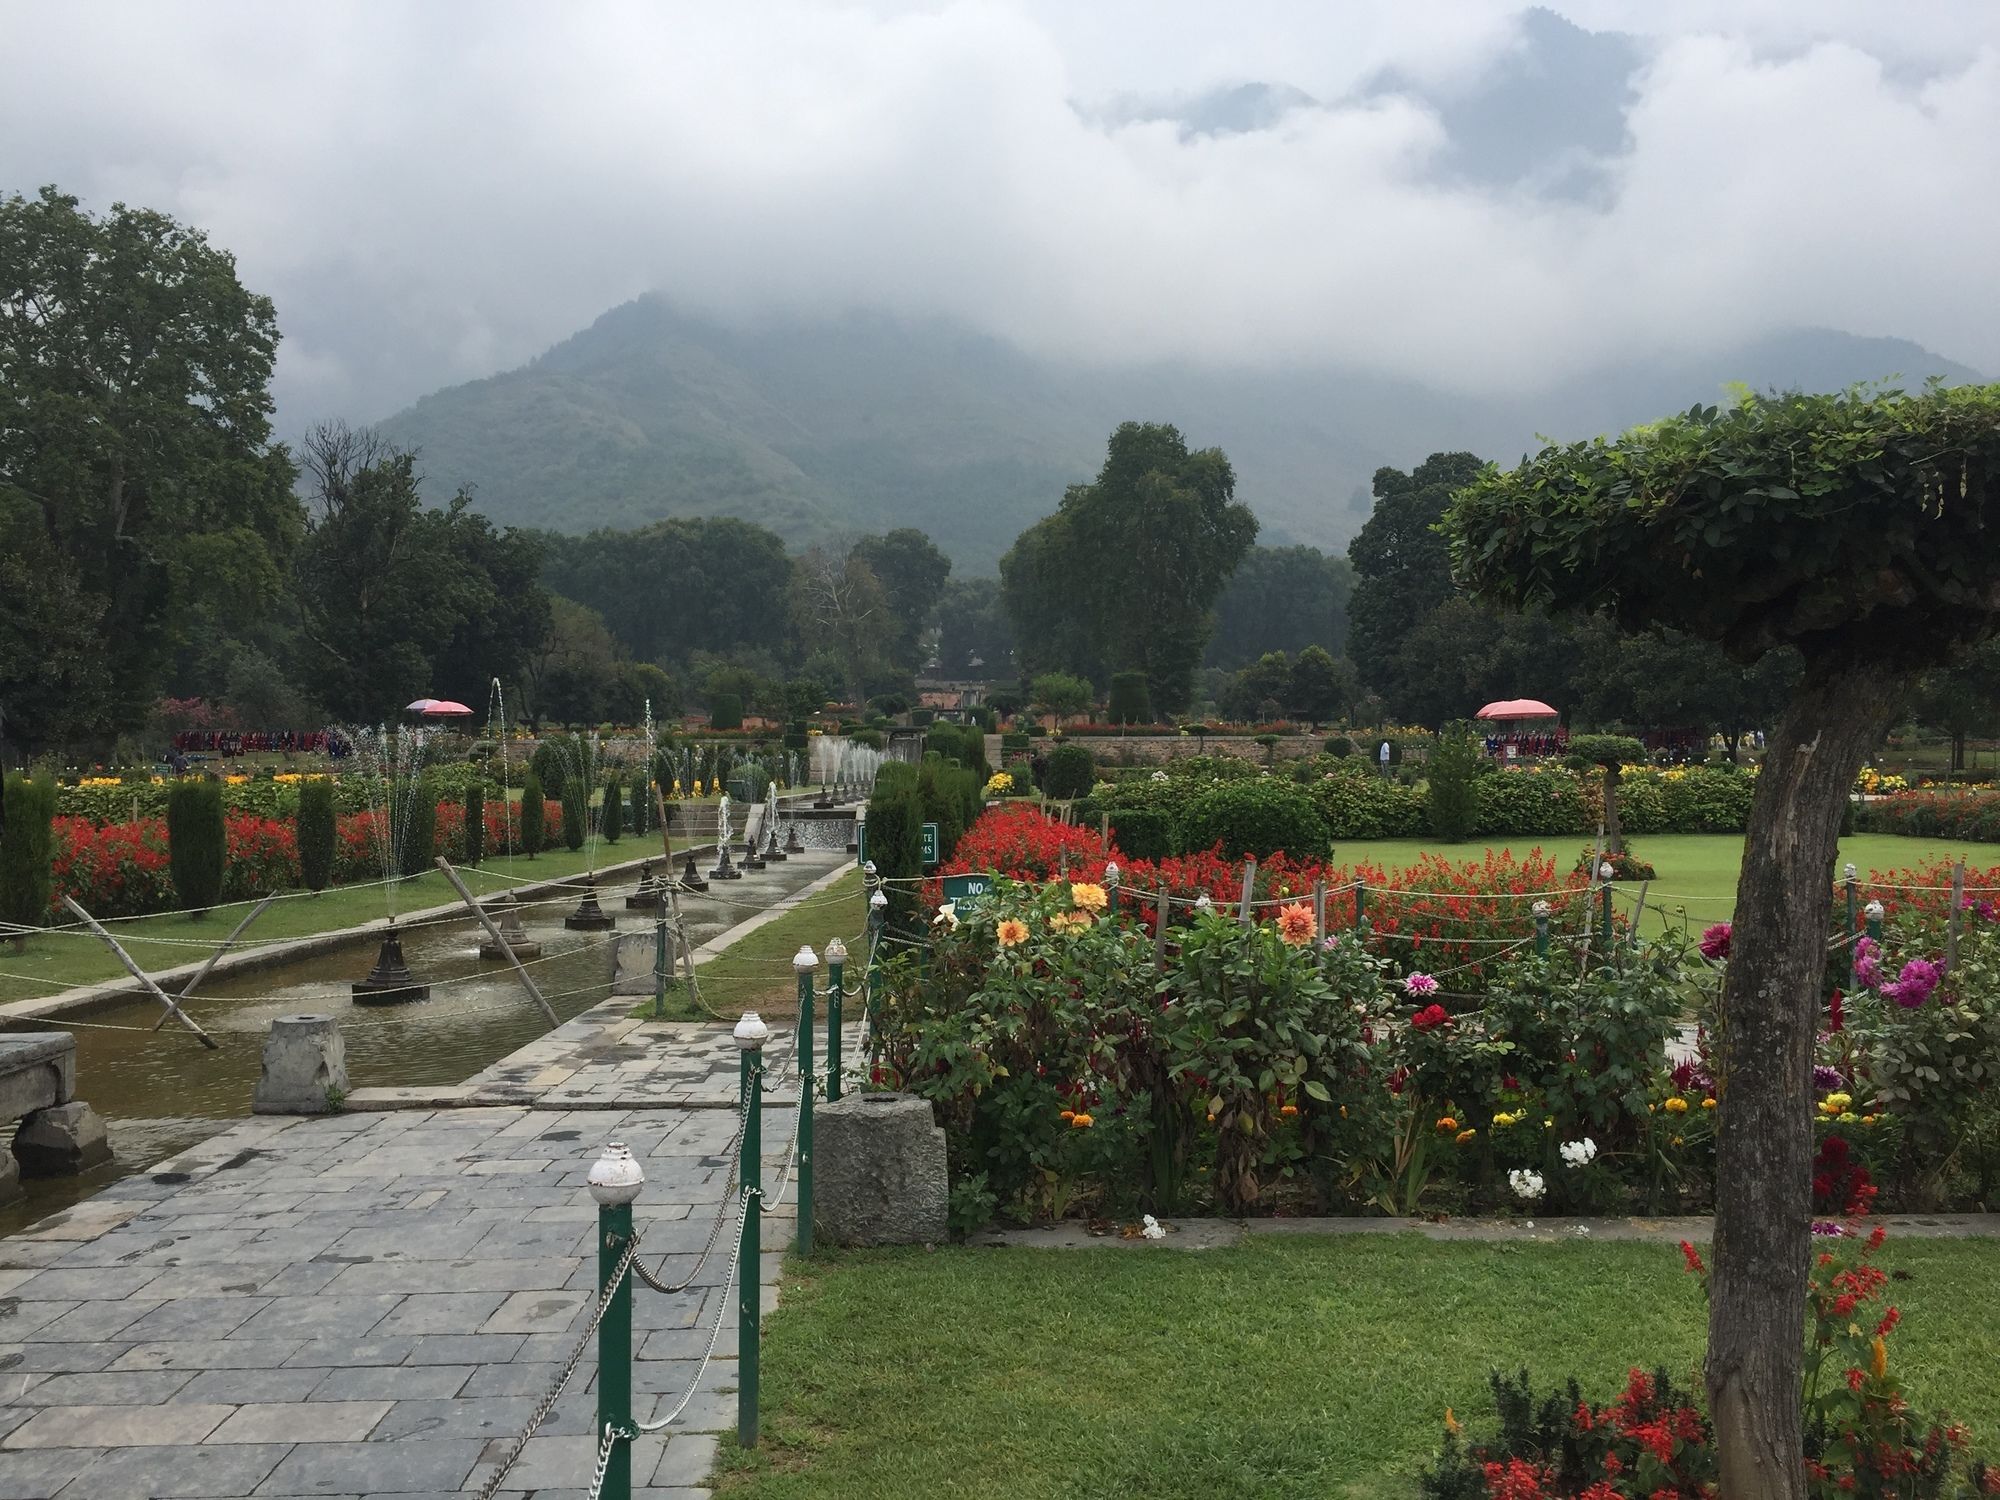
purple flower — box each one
[1882,957,1943,1010]
[1811,1221,1848,1238]
[1853,936,1883,990]
[1671,1060,1713,1095]
[1698,922,1732,961]
[1404,972,1440,997]
[1813,1065,1847,1092]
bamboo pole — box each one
[62,896,218,1048]
[152,894,276,1031]
[433,858,560,1028]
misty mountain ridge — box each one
[376,294,1982,572]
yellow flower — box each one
[1279,1103,1299,1119]
[1838,1111,1860,1124]
[1444,1407,1460,1435]
[1861,1114,1878,1126]
[1671,1135,1684,1146]
[1492,1111,1520,1128]
[996,918,1030,947]
[1070,1112,1094,1129]
[1664,1097,1689,1114]
[1870,1334,1888,1382]
[1702,1098,1718,1110]
[1069,882,1108,912]
[1455,1129,1477,1145]
[1048,910,1093,935]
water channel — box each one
[2,841,854,1233]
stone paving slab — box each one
[0,1105,793,1499]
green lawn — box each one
[0,837,660,1007]
[1327,833,2000,936]
[637,869,865,1022]
[717,1234,2000,1500]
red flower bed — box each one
[934,806,1597,984]
[220,813,300,901]
[49,816,174,919]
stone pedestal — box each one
[13,1101,112,1177]
[0,1149,21,1207]
[0,1033,76,1122]
[252,1014,349,1115]
[611,927,674,997]
[815,1092,949,1247]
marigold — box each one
[1279,1103,1299,1118]
[1871,1334,1888,1381]
[1702,1098,1718,1110]
[1436,1115,1458,1133]
[1069,882,1108,911]
[1455,1129,1477,1145]
[996,918,1029,947]
[1070,1112,1094,1129]
[1663,1096,1689,1114]
[1275,902,1317,945]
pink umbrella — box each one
[1475,698,1559,720]
[406,699,474,717]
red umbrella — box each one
[406,698,474,717]
[1475,698,1559,720]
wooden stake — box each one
[1154,884,1170,971]
[1312,879,1327,945]
[1238,859,1256,928]
[62,897,218,1048]
[1948,858,1966,972]
[433,858,560,1028]
[153,894,275,1031]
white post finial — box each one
[869,889,888,910]
[792,944,819,972]
[734,1011,771,1050]
[1104,861,1120,888]
[825,936,848,964]
[587,1142,645,1205]
[1844,862,1858,882]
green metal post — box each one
[867,890,888,1057]
[1534,905,1550,958]
[825,939,846,1103]
[587,1144,643,1500]
[793,947,816,1258]
[1354,880,1368,935]
[735,1015,765,1448]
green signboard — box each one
[921,822,939,866]
[856,821,941,868]
[940,872,992,907]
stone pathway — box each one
[0,1089,803,1498]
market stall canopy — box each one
[1475,698,1559,720]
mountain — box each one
[377,295,1982,571]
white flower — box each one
[932,902,959,932]
[1570,1225,1592,1237]
[1559,1138,1598,1169]
[1508,1169,1545,1201]
[1150,770,1169,782]
[1141,1214,1165,1241]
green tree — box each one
[1106,671,1153,726]
[1001,423,1256,713]
[935,576,1015,680]
[1030,672,1092,727]
[1,187,300,753]
[296,779,336,891]
[167,779,224,916]
[600,772,622,844]
[853,529,951,674]
[561,774,586,852]
[1346,453,1486,707]
[1447,383,2000,1497]
[790,543,891,707]
[463,781,485,866]
[398,773,438,878]
[1914,637,2000,771]
[1287,645,1359,728]
[1220,651,1294,723]
[0,774,55,943]
[1425,722,1481,842]
[520,596,620,728]
[520,771,547,857]
[1207,545,1355,667]
[866,761,925,933]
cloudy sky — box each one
[7,1,1998,429]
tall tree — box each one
[1206,546,1355,668]
[1448,384,2000,1499]
[0,186,299,754]
[935,577,1014,680]
[853,529,951,674]
[1001,422,1255,714]
[789,543,890,707]
[1346,453,1485,703]
[1913,637,2000,771]
[520,597,621,727]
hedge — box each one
[1043,744,1096,800]
[1182,779,1332,861]
[297,780,337,890]
[167,779,225,914]
[0,775,57,935]
[1106,807,1177,861]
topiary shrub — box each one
[167,778,225,915]
[1107,671,1154,726]
[530,740,567,801]
[1565,734,1647,854]
[561,775,586,851]
[600,772,622,844]
[1426,721,1481,842]
[1107,807,1177,861]
[462,782,486,866]
[628,776,649,838]
[1325,735,1355,758]
[1180,779,1332,861]
[1044,743,1095,800]
[521,772,546,857]
[866,761,925,932]
[297,779,337,891]
[0,773,56,939]
[399,774,438,878]
[709,692,743,731]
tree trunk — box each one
[1708,657,1908,1499]
[1953,730,1967,772]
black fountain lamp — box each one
[352,925,431,1004]
[564,876,617,931]
[679,851,710,892]
[625,859,663,910]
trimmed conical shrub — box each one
[0,773,56,940]
[297,779,336,892]
[464,782,486,866]
[168,778,225,916]
[521,772,546,857]
[601,773,623,844]
[399,773,438,878]
[561,776,586,852]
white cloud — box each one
[4,0,1996,428]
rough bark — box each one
[1708,658,1908,1499]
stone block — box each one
[13,1099,112,1177]
[0,1033,75,1122]
[611,929,671,997]
[0,1147,20,1207]
[253,1014,349,1115]
[813,1091,948,1247]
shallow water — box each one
[1,847,851,1232]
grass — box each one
[639,868,865,1022]
[0,836,662,1007]
[1327,833,2000,936]
[717,1233,2000,1500]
